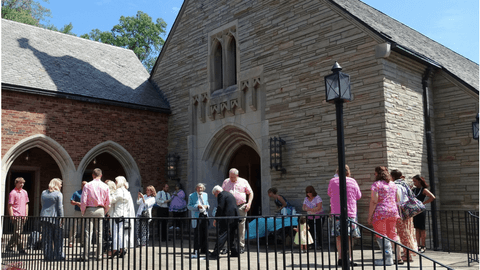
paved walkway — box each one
[1,241,476,270]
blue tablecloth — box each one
[245,216,298,239]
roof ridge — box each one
[2,18,134,54]
[353,0,478,65]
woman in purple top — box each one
[327,165,361,266]
[368,166,400,266]
[302,185,324,250]
[169,183,187,231]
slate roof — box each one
[2,19,171,113]
[331,0,479,92]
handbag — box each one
[400,196,425,219]
[115,217,131,229]
[141,209,149,218]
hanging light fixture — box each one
[472,113,479,140]
[167,154,179,180]
[269,137,286,174]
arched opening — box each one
[213,42,223,91]
[81,152,126,183]
[226,36,237,86]
[227,145,261,216]
[1,134,75,217]
[77,141,142,211]
[4,147,61,217]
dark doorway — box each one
[5,147,61,218]
[83,152,126,183]
[227,145,261,216]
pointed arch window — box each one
[213,42,223,91]
[225,36,237,87]
[209,23,238,94]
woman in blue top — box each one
[40,178,65,261]
[267,187,295,215]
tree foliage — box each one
[81,11,167,72]
[46,22,76,36]
[1,0,51,26]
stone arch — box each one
[1,134,76,216]
[77,140,142,203]
[202,124,260,167]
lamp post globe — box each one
[324,62,352,103]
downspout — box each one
[422,66,439,250]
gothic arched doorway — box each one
[81,152,126,183]
[227,145,261,216]
[4,147,62,217]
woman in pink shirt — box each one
[368,166,400,266]
[327,165,361,266]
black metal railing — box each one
[0,213,471,270]
[350,220,453,270]
[424,210,478,253]
[465,211,479,266]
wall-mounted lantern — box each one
[270,137,286,174]
[473,113,479,140]
[167,154,179,180]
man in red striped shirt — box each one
[80,168,110,261]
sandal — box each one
[401,256,413,262]
[395,259,404,265]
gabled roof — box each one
[2,19,171,113]
[153,0,478,93]
[329,0,479,92]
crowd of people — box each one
[5,166,435,265]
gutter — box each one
[2,83,172,114]
[422,66,439,250]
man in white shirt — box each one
[155,184,171,242]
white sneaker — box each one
[169,226,174,230]
[175,227,181,230]
[191,253,198,259]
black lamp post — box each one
[324,62,352,270]
[167,154,179,180]
[270,137,286,174]
[473,114,479,140]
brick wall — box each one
[2,90,169,191]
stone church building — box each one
[2,0,479,222]
[149,0,479,217]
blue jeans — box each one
[42,221,64,261]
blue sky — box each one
[45,0,479,63]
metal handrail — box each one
[350,220,454,270]
[465,211,479,266]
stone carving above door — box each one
[191,75,262,122]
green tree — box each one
[1,0,51,26]
[82,11,167,72]
[46,22,77,36]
